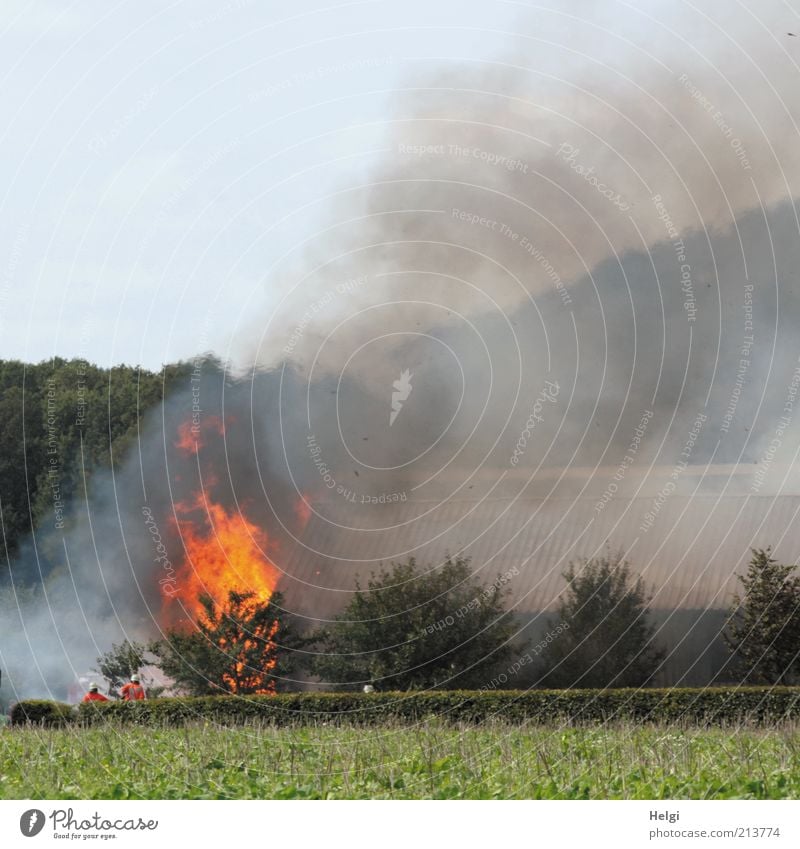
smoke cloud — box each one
[5,0,800,697]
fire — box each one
[170,413,275,620]
[294,495,312,529]
[163,486,281,694]
[159,417,306,693]
[175,415,228,455]
[166,488,278,621]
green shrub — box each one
[9,688,800,728]
[9,699,75,727]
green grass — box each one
[2,721,800,799]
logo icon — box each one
[20,809,45,837]
[389,369,413,426]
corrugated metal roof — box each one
[277,494,800,618]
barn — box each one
[280,464,800,685]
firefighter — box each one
[82,683,109,703]
[120,674,146,701]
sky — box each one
[0,0,528,369]
[0,0,798,371]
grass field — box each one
[2,722,799,799]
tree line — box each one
[2,357,798,695]
[0,356,196,579]
[98,548,800,696]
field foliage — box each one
[1,722,799,799]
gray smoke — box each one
[1,365,315,701]
[248,2,800,503]
[5,1,800,699]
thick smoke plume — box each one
[253,1,800,498]
[5,1,800,697]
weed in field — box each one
[1,721,798,800]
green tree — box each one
[0,356,196,572]
[311,556,518,690]
[151,590,304,695]
[539,552,664,688]
[95,639,164,698]
[724,548,800,685]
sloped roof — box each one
[277,493,800,620]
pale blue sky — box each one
[0,0,532,369]
[1,0,797,370]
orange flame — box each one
[166,489,278,622]
[294,495,312,530]
[175,415,228,455]
[162,419,308,693]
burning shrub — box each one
[150,589,306,695]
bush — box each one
[539,552,665,688]
[9,699,75,727]
[151,589,305,695]
[725,548,800,684]
[9,688,800,728]
[311,556,518,690]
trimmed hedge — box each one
[9,699,76,727]
[9,688,800,728]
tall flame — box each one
[166,488,278,622]
[158,418,312,692]
[165,415,278,625]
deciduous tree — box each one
[539,552,664,688]
[151,590,303,695]
[311,556,518,690]
[725,548,800,685]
